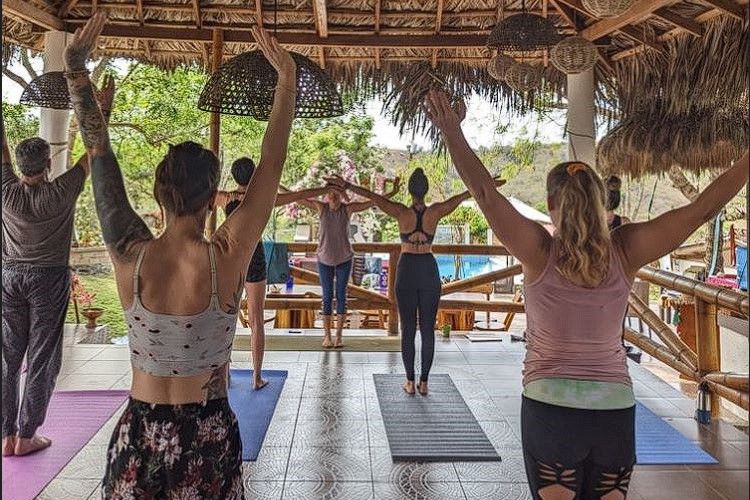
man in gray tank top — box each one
[2,114,90,456]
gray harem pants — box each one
[2,264,71,439]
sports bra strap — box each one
[133,244,148,298]
[208,244,220,309]
[413,206,425,232]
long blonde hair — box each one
[546,161,611,288]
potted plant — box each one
[441,323,451,338]
[71,274,103,328]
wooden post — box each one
[694,299,722,415]
[207,28,223,235]
[387,249,400,335]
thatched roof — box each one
[2,1,748,156]
[598,16,749,176]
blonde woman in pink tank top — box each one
[426,90,748,500]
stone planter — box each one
[82,307,105,328]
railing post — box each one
[694,299,722,416]
[387,249,400,336]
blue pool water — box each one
[435,255,499,281]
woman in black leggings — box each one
[327,170,504,395]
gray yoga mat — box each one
[373,374,501,462]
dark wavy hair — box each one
[231,157,256,186]
[605,175,622,211]
[154,141,220,216]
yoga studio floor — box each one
[16,324,750,500]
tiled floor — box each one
[29,326,750,499]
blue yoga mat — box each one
[635,401,717,465]
[228,369,287,461]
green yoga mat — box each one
[233,334,401,352]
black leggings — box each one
[521,396,636,500]
[395,253,441,382]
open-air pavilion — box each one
[2,1,749,499]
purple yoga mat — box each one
[2,390,129,500]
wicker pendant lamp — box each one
[19,71,72,109]
[197,51,343,119]
[581,0,635,18]
[487,0,560,52]
[550,36,598,74]
[197,0,343,119]
[487,53,516,81]
[505,62,541,92]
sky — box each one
[2,57,567,151]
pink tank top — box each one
[522,240,633,387]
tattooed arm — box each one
[64,13,152,261]
[2,115,18,187]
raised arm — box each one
[347,177,401,213]
[275,186,330,208]
[615,151,749,275]
[326,175,406,218]
[425,90,549,267]
[215,26,296,259]
[431,177,506,219]
[64,14,152,261]
[2,115,18,186]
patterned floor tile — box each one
[242,447,291,482]
[292,418,368,449]
[370,447,460,483]
[282,480,374,500]
[38,478,100,500]
[297,396,367,422]
[242,480,284,500]
[285,447,371,482]
[58,444,108,479]
[453,452,528,484]
[373,479,466,500]
[462,482,532,500]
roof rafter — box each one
[312,0,328,38]
[619,26,665,53]
[580,0,674,40]
[699,0,745,20]
[58,0,82,17]
[192,0,203,29]
[653,8,703,36]
[5,0,64,31]
[254,0,263,26]
[135,0,144,26]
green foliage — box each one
[444,205,489,244]
[2,102,38,151]
[66,273,127,337]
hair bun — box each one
[606,175,622,192]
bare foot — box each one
[2,436,16,456]
[403,380,415,395]
[14,435,52,456]
[334,335,344,348]
[322,336,333,348]
[253,377,269,390]
[417,381,428,395]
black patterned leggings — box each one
[395,253,441,383]
[102,397,244,499]
[2,264,70,439]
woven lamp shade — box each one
[487,54,516,81]
[487,13,561,52]
[581,0,635,18]
[505,62,541,92]
[198,51,343,119]
[550,36,598,74]
[19,71,72,109]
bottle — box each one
[379,269,388,290]
[286,263,294,291]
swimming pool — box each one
[435,254,503,281]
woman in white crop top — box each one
[65,14,297,499]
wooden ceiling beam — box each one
[312,0,328,38]
[652,8,703,36]
[580,0,674,40]
[618,26,665,53]
[191,0,202,29]
[5,0,65,31]
[548,0,582,31]
[93,25,505,47]
[254,0,263,26]
[59,0,82,17]
[136,0,144,26]
[699,0,745,20]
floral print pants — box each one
[102,397,243,499]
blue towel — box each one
[227,369,287,461]
[635,401,718,464]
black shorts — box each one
[246,242,267,283]
[521,395,635,499]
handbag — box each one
[263,240,290,284]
